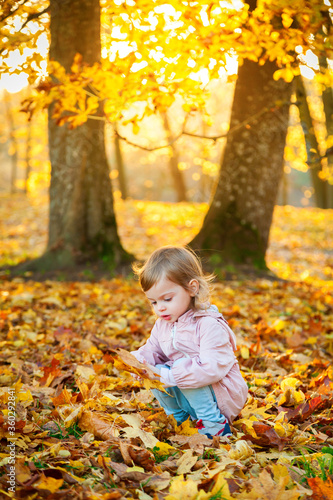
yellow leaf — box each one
[271,319,286,331]
[240,346,250,359]
[17,390,33,403]
[280,378,300,391]
[153,442,176,457]
[165,475,200,500]
[304,336,318,345]
[175,418,198,436]
[274,422,295,438]
[254,378,268,387]
[126,465,145,472]
[209,474,233,499]
[228,440,254,460]
[273,68,294,83]
[34,474,64,493]
[281,13,294,29]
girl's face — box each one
[145,276,199,323]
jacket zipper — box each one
[171,324,190,358]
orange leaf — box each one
[307,477,333,500]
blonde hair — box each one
[133,246,214,310]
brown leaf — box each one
[128,444,155,471]
[243,422,287,451]
[119,441,155,471]
[78,410,119,440]
[113,348,168,392]
[283,395,331,422]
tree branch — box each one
[0,0,29,23]
[20,5,50,30]
[114,102,288,152]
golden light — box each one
[0,73,28,93]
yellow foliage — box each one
[166,474,233,500]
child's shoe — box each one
[196,417,232,439]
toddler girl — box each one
[132,246,248,438]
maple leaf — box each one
[40,357,62,386]
[113,348,168,393]
[237,468,302,500]
[33,473,64,494]
[243,422,287,451]
[78,410,120,440]
[283,395,330,423]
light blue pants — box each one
[151,362,224,425]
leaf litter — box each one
[0,195,332,499]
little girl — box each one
[132,246,248,438]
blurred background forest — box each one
[0,74,327,206]
[0,0,333,281]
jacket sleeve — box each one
[131,322,169,366]
[171,317,237,389]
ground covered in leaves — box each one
[0,194,333,499]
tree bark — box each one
[191,58,292,268]
[41,0,131,270]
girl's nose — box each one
[158,302,166,311]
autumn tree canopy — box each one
[4,0,329,129]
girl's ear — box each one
[188,279,199,296]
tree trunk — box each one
[318,11,333,207]
[320,57,333,208]
[114,125,128,200]
[191,58,292,268]
[24,116,32,194]
[162,112,187,202]
[39,0,131,270]
[200,113,214,202]
[4,91,18,195]
[281,169,288,206]
[295,76,327,208]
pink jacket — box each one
[132,307,248,422]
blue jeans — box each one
[151,362,224,425]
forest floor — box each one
[0,193,332,499]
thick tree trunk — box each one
[191,58,292,268]
[42,0,131,270]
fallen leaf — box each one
[307,477,333,500]
[176,450,198,475]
